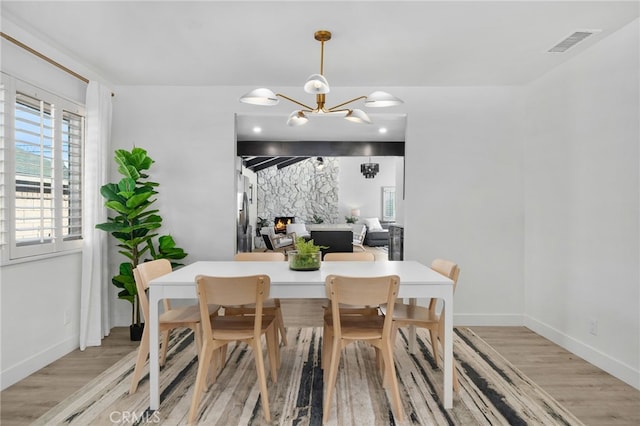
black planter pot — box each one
[129,323,145,341]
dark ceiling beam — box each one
[250,156,296,172]
[276,157,310,169]
[237,140,405,157]
[243,156,275,168]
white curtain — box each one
[80,81,113,350]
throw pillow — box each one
[364,217,383,231]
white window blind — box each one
[14,93,56,246]
[382,186,396,222]
[1,75,85,261]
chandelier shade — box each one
[304,74,330,94]
[239,30,403,127]
[361,161,380,179]
[239,88,279,106]
[345,109,372,124]
[287,110,308,126]
[364,91,404,107]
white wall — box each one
[338,156,398,221]
[400,86,526,325]
[0,17,107,389]
[108,86,240,324]
[523,18,640,388]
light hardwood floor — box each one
[2,249,638,425]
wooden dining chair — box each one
[321,251,379,368]
[188,274,278,424]
[383,258,461,392]
[232,252,288,346]
[322,274,404,424]
[129,259,220,394]
[323,251,375,261]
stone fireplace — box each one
[274,216,294,233]
[257,158,340,225]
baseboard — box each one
[0,336,78,391]
[524,316,640,390]
[454,313,524,326]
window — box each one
[382,186,396,222]
[1,75,85,260]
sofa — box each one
[362,218,393,247]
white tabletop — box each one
[150,260,452,298]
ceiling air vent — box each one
[548,30,601,53]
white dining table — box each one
[148,260,454,410]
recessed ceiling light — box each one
[378,127,388,134]
[253,126,262,133]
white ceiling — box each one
[2,0,638,141]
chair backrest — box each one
[133,259,173,322]
[325,274,400,337]
[430,259,460,292]
[262,234,275,250]
[352,225,367,243]
[195,274,271,339]
[234,252,285,261]
[323,252,374,261]
[428,259,460,313]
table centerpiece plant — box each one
[288,237,327,271]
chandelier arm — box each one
[326,95,368,112]
[276,93,315,111]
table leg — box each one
[407,298,417,353]
[149,293,160,410]
[442,292,453,409]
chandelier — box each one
[240,30,403,126]
[361,159,379,179]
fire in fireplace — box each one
[274,216,294,233]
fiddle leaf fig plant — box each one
[96,147,187,332]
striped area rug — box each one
[34,327,583,425]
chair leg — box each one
[274,299,288,346]
[322,338,342,424]
[188,343,214,424]
[453,362,460,393]
[266,324,279,382]
[129,325,150,394]
[193,324,203,358]
[251,338,271,422]
[429,329,439,367]
[322,323,333,379]
[381,340,404,421]
[160,330,170,367]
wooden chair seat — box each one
[210,315,276,340]
[385,303,437,324]
[159,304,218,325]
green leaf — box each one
[125,191,154,209]
[105,200,130,215]
[125,202,152,220]
[95,221,128,232]
[118,177,137,194]
[100,183,125,202]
